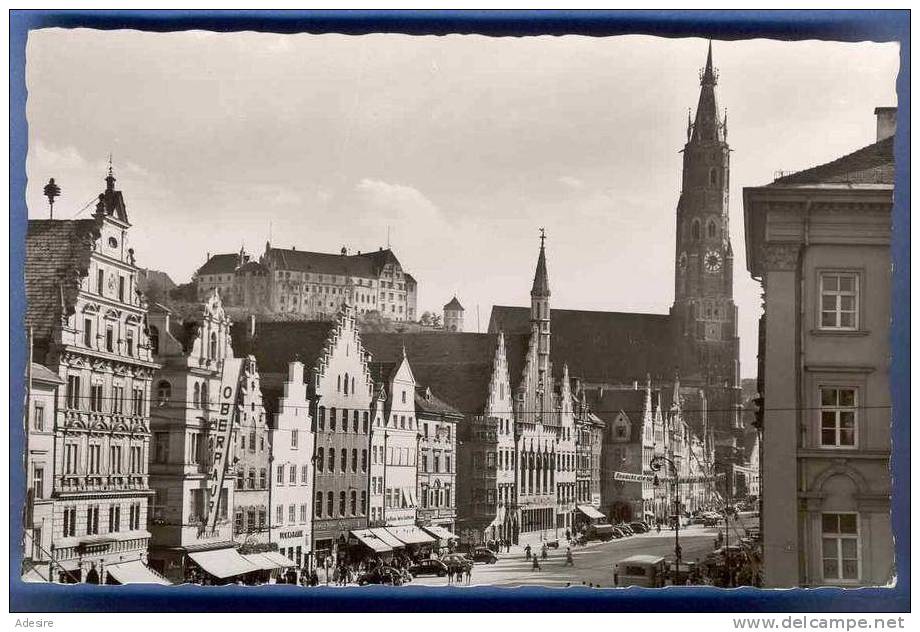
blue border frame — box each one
[9,9,909,613]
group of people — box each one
[524,543,575,571]
[483,539,512,553]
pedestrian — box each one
[656,521,662,534]
[524,544,531,559]
[464,565,472,585]
[532,557,541,572]
[447,566,454,585]
[565,547,574,567]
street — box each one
[410,525,726,588]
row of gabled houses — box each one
[22,169,723,586]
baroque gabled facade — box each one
[25,170,165,584]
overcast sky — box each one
[24,29,899,377]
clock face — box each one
[704,250,723,272]
[678,252,688,270]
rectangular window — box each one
[130,503,141,530]
[97,269,104,294]
[66,375,81,409]
[88,444,102,474]
[109,504,121,532]
[112,385,124,414]
[260,468,267,489]
[126,329,134,356]
[820,272,859,330]
[132,387,144,416]
[33,403,44,431]
[276,504,284,525]
[276,465,284,485]
[86,505,99,535]
[300,503,307,523]
[83,319,93,348]
[820,387,857,447]
[63,507,77,537]
[235,510,244,533]
[64,443,78,475]
[105,325,114,352]
[259,510,266,531]
[291,430,298,449]
[315,492,323,518]
[822,513,860,582]
[109,445,122,474]
[118,276,125,302]
[90,384,103,412]
[289,465,296,484]
[301,464,309,484]
[32,466,44,499]
[445,455,451,473]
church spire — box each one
[690,41,724,145]
[531,227,550,297]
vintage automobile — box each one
[629,521,649,533]
[408,559,448,577]
[614,555,667,588]
[357,566,406,586]
[469,547,499,564]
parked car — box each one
[610,527,627,539]
[469,547,499,564]
[629,521,649,533]
[357,566,405,586]
[441,553,473,573]
[544,539,560,549]
[408,559,448,577]
[616,523,634,536]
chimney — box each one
[207,251,211,261]
[249,314,256,339]
[341,246,347,256]
[874,107,897,141]
[633,380,638,390]
[292,245,296,251]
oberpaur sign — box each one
[207,357,243,531]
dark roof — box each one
[361,333,500,415]
[404,273,417,288]
[196,253,240,276]
[265,247,404,279]
[771,136,895,186]
[443,296,464,311]
[489,306,676,385]
[25,219,101,345]
[31,363,64,384]
[415,386,463,418]
[231,320,336,375]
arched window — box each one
[209,332,217,360]
[315,491,323,518]
[200,382,208,409]
[149,325,160,356]
[193,383,201,408]
[316,447,324,472]
[707,219,717,239]
[340,448,347,473]
[350,490,357,516]
[326,491,334,517]
[317,406,326,431]
[337,375,341,392]
[343,373,349,395]
[329,407,337,431]
[691,219,701,241]
[351,377,355,394]
[156,380,171,405]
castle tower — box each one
[443,296,465,332]
[671,42,743,442]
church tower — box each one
[671,43,742,438]
[531,229,552,422]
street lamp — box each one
[650,454,681,585]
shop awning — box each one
[241,551,297,571]
[422,525,459,541]
[188,547,258,579]
[384,525,436,545]
[351,529,393,553]
[105,560,172,585]
[577,505,607,520]
[368,527,405,549]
